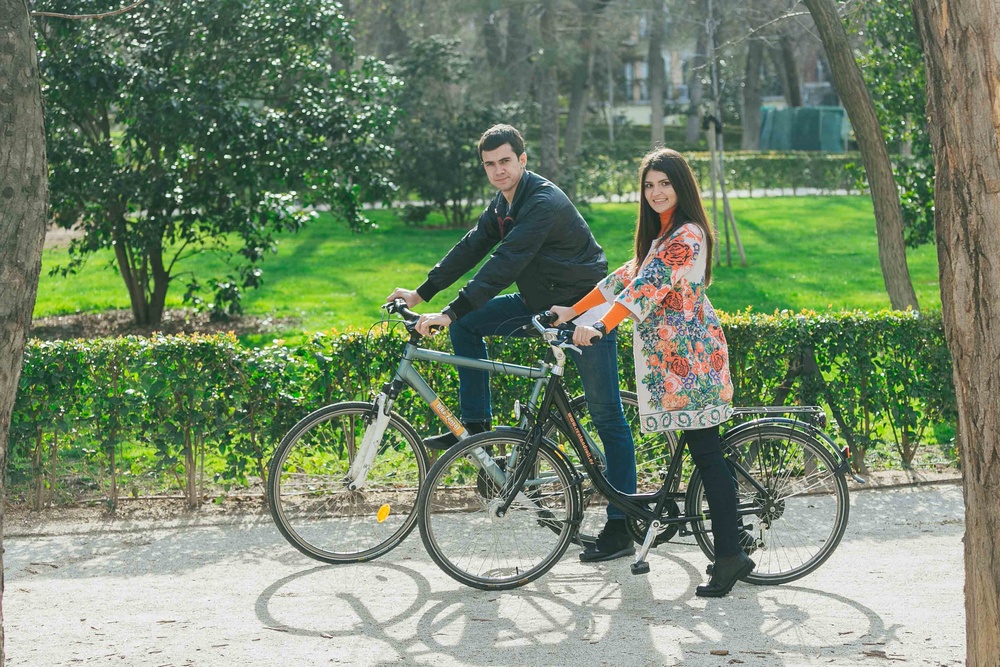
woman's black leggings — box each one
[685,425,740,559]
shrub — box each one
[9,310,956,507]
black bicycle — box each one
[416,312,858,590]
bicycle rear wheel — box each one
[544,391,678,542]
[417,430,580,590]
[267,401,427,563]
[685,422,850,585]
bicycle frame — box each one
[346,316,556,490]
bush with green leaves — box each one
[37,0,398,326]
[858,1,935,248]
[9,310,956,508]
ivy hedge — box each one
[10,310,956,509]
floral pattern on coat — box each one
[598,223,733,433]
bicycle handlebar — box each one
[384,298,418,321]
[530,312,585,354]
[383,298,444,335]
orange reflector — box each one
[376,504,391,523]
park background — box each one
[11,0,956,512]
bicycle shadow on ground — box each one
[253,545,893,667]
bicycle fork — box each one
[345,393,392,490]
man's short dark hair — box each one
[478,124,525,158]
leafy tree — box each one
[391,36,521,228]
[858,1,934,248]
[37,0,398,325]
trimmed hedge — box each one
[577,151,865,201]
[10,310,956,508]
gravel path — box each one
[3,482,966,666]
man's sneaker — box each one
[580,518,635,562]
[423,420,491,451]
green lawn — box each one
[35,195,941,336]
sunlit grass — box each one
[35,195,941,338]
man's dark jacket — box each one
[416,170,607,320]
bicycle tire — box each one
[267,401,428,563]
[685,422,850,585]
[417,429,580,591]
[544,391,679,543]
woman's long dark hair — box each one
[633,148,715,284]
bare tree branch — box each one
[31,0,146,21]
[716,10,812,52]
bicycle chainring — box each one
[626,499,680,545]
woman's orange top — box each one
[571,207,676,332]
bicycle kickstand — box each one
[630,519,661,575]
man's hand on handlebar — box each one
[416,312,451,336]
[386,288,423,308]
[549,305,576,326]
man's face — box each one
[481,143,527,195]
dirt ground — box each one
[29,308,299,340]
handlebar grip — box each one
[537,310,558,327]
[589,334,602,345]
[387,298,420,322]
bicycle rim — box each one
[686,423,850,585]
[417,430,579,590]
[546,392,678,543]
[268,401,427,563]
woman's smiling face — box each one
[643,169,677,214]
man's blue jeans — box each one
[449,294,637,519]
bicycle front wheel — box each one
[685,423,850,585]
[417,430,580,590]
[267,401,428,563]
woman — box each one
[551,147,753,598]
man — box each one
[387,124,637,561]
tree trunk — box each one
[685,31,706,144]
[803,0,920,311]
[562,0,613,197]
[741,39,764,150]
[647,0,666,147]
[536,0,560,183]
[778,33,803,107]
[503,2,530,100]
[913,1,1000,662]
[481,6,505,104]
[0,0,50,659]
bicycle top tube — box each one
[384,298,551,380]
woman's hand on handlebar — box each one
[572,324,602,346]
[416,312,450,336]
[549,305,576,326]
[386,288,423,308]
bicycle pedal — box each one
[630,561,650,576]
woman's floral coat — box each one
[598,222,733,433]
